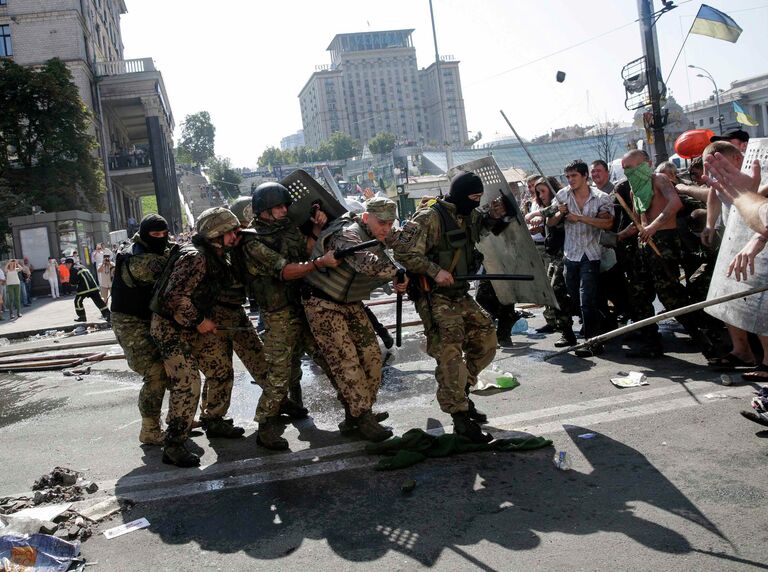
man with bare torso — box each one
[621,149,716,358]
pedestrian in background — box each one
[19,257,32,307]
[58,258,71,295]
[0,267,5,320]
[4,259,22,319]
[44,257,60,298]
[98,254,115,302]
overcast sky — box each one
[121,0,768,167]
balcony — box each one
[95,58,156,78]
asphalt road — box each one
[2,298,767,571]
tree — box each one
[179,111,215,167]
[257,146,285,168]
[174,145,194,166]
[592,124,620,165]
[368,132,396,155]
[208,156,243,201]
[327,131,360,160]
[0,58,106,247]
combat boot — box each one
[356,410,393,442]
[162,441,200,468]
[278,399,309,419]
[467,399,488,424]
[452,411,493,444]
[205,417,245,438]
[257,418,289,451]
[139,418,164,446]
[338,410,389,433]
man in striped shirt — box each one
[547,160,613,357]
[64,258,111,323]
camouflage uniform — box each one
[303,214,398,418]
[239,219,328,423]
[110,236,169,443]
[393,199,497,414]
[150,242,238,444]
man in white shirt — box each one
[547,160,613,357]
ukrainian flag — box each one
[733,102,759,127]
[690,5,742,43]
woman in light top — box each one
[45,257,60,299]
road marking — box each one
[108,383,751,504]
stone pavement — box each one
[0,291,108,339]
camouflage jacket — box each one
[110,235,169,319]
[239,217,309,312]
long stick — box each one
[612,191,662,257]
[499,110,556,196]
[544,283,768,360]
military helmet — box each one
[252,182,292,214]
[229,196,253,226]
[195,207,240,239]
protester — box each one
[547,160,613,357]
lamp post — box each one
[689,64,722,135]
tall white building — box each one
[280,130,305,151]
[299,29,468,150]
[0,0,180,232]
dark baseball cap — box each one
[710,129,750,143]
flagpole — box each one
[664,17,695,86]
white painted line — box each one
[113,384,752,504]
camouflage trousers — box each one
[210,305,266,387]
[150,315,235,444]
[415,293,497,414]
[254,306,322,423]
[112,312,168,420]
[636,230,709,337]
[304,296,381,418]
[544,253,573,330]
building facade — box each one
[280,129,305,151]
[0,0,181,233]
[299,29,468,150]
[684,73,768,139]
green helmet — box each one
[252,182,292,214]
[229,196,253,226]
[195,207,240,239]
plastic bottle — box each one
[553,450,572,471]
[511,318,529,335]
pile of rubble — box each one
[0,467,102,542]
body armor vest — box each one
[149,243,230,324]
[305,219,388,303]
[110,243,156,319]
[429,201,480,298]
[247,220,307,312]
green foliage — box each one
[179,111,216,166]
[174,146,194,166]
[141,194,187,228]
[257,132,361,168]
[0,58,106,247]
[368,132,396,155]
[207,156,242,202]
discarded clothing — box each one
[365,428,552,470]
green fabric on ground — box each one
[365,428,553,470]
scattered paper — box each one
[103,517,149,539]
[610,371,648,388]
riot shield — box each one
[280,169,348,227]
[448,156,558,307]
[705,138,768,335]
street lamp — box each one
[689,64,723,134]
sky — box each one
[120,0,768,168]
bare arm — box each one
[676,183,711,203]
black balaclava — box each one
[445,171,484,216]
[139,214,169,254]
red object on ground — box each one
[674,129,715,159]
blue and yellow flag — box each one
[690,5,742,42]
[733,102,759,127]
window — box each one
[699,118,704,127]
[0,0,7,5]
[709,116,714,125]
[0,24,11,57]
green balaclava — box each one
[624,163,654,214]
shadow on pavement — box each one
[110,424,756,569]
